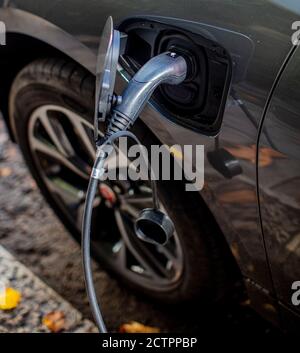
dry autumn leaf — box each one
[0,287,21,310]
[0,167,12,177]
[226,145,256,164]
[226,145,285,167]
[259,147,285,167]
[119,321,160,333]
[240,299,251,306]
[219,189,256,204]
[43,310,66,333]
[230,242,240,261]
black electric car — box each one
[0,0,300,333]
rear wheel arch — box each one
[0,7,96,138]
[0,31,95,141]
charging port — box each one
[119,18,232,136]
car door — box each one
[257,44,300,331]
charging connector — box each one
[82,22,187,333]
[106,51,187,137]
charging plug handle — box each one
[117,51,186,122]
[106,52,187,136]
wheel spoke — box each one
[38,107,70,156]
[114,209,161,279]
[112,240,127,267]
[119,203,140,219]
[31,136,90,179]
[156,243,181,271]
[134,241,174,279]
[120,191,153,218]
[71,116,96,159]
[115,209,178,279]
[123,194,153,205]
[44,177,85,203]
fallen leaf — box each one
[259,147,285,167]
[219,189,256,204]
[226,145,285,167]
[230,242,240,261]
[0,287,21,310]
[0,167,12,177]
[226,145,256,164]
[263,303,276,313]
[119,321,160,333]
[240,299,251,306]
[43,311,66,333]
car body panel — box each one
[258,45,300,317]
[0,8,96,73]
[1,0,300,326]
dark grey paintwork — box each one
[1,0,300,329]
[258,44,300,331]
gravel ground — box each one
[0,117,283,335]
[0,245,96,333]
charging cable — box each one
[82,130,160,333]
[82,49,187,333]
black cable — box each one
[82,169,107,333]
[82,129,160,333]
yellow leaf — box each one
[226,145,285,167]
[240,299,251,306]
[0,167,12,177]
[119,321,160,333]
[0,287,21,310]
[43,311,66,333]
[226,145,256,164]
